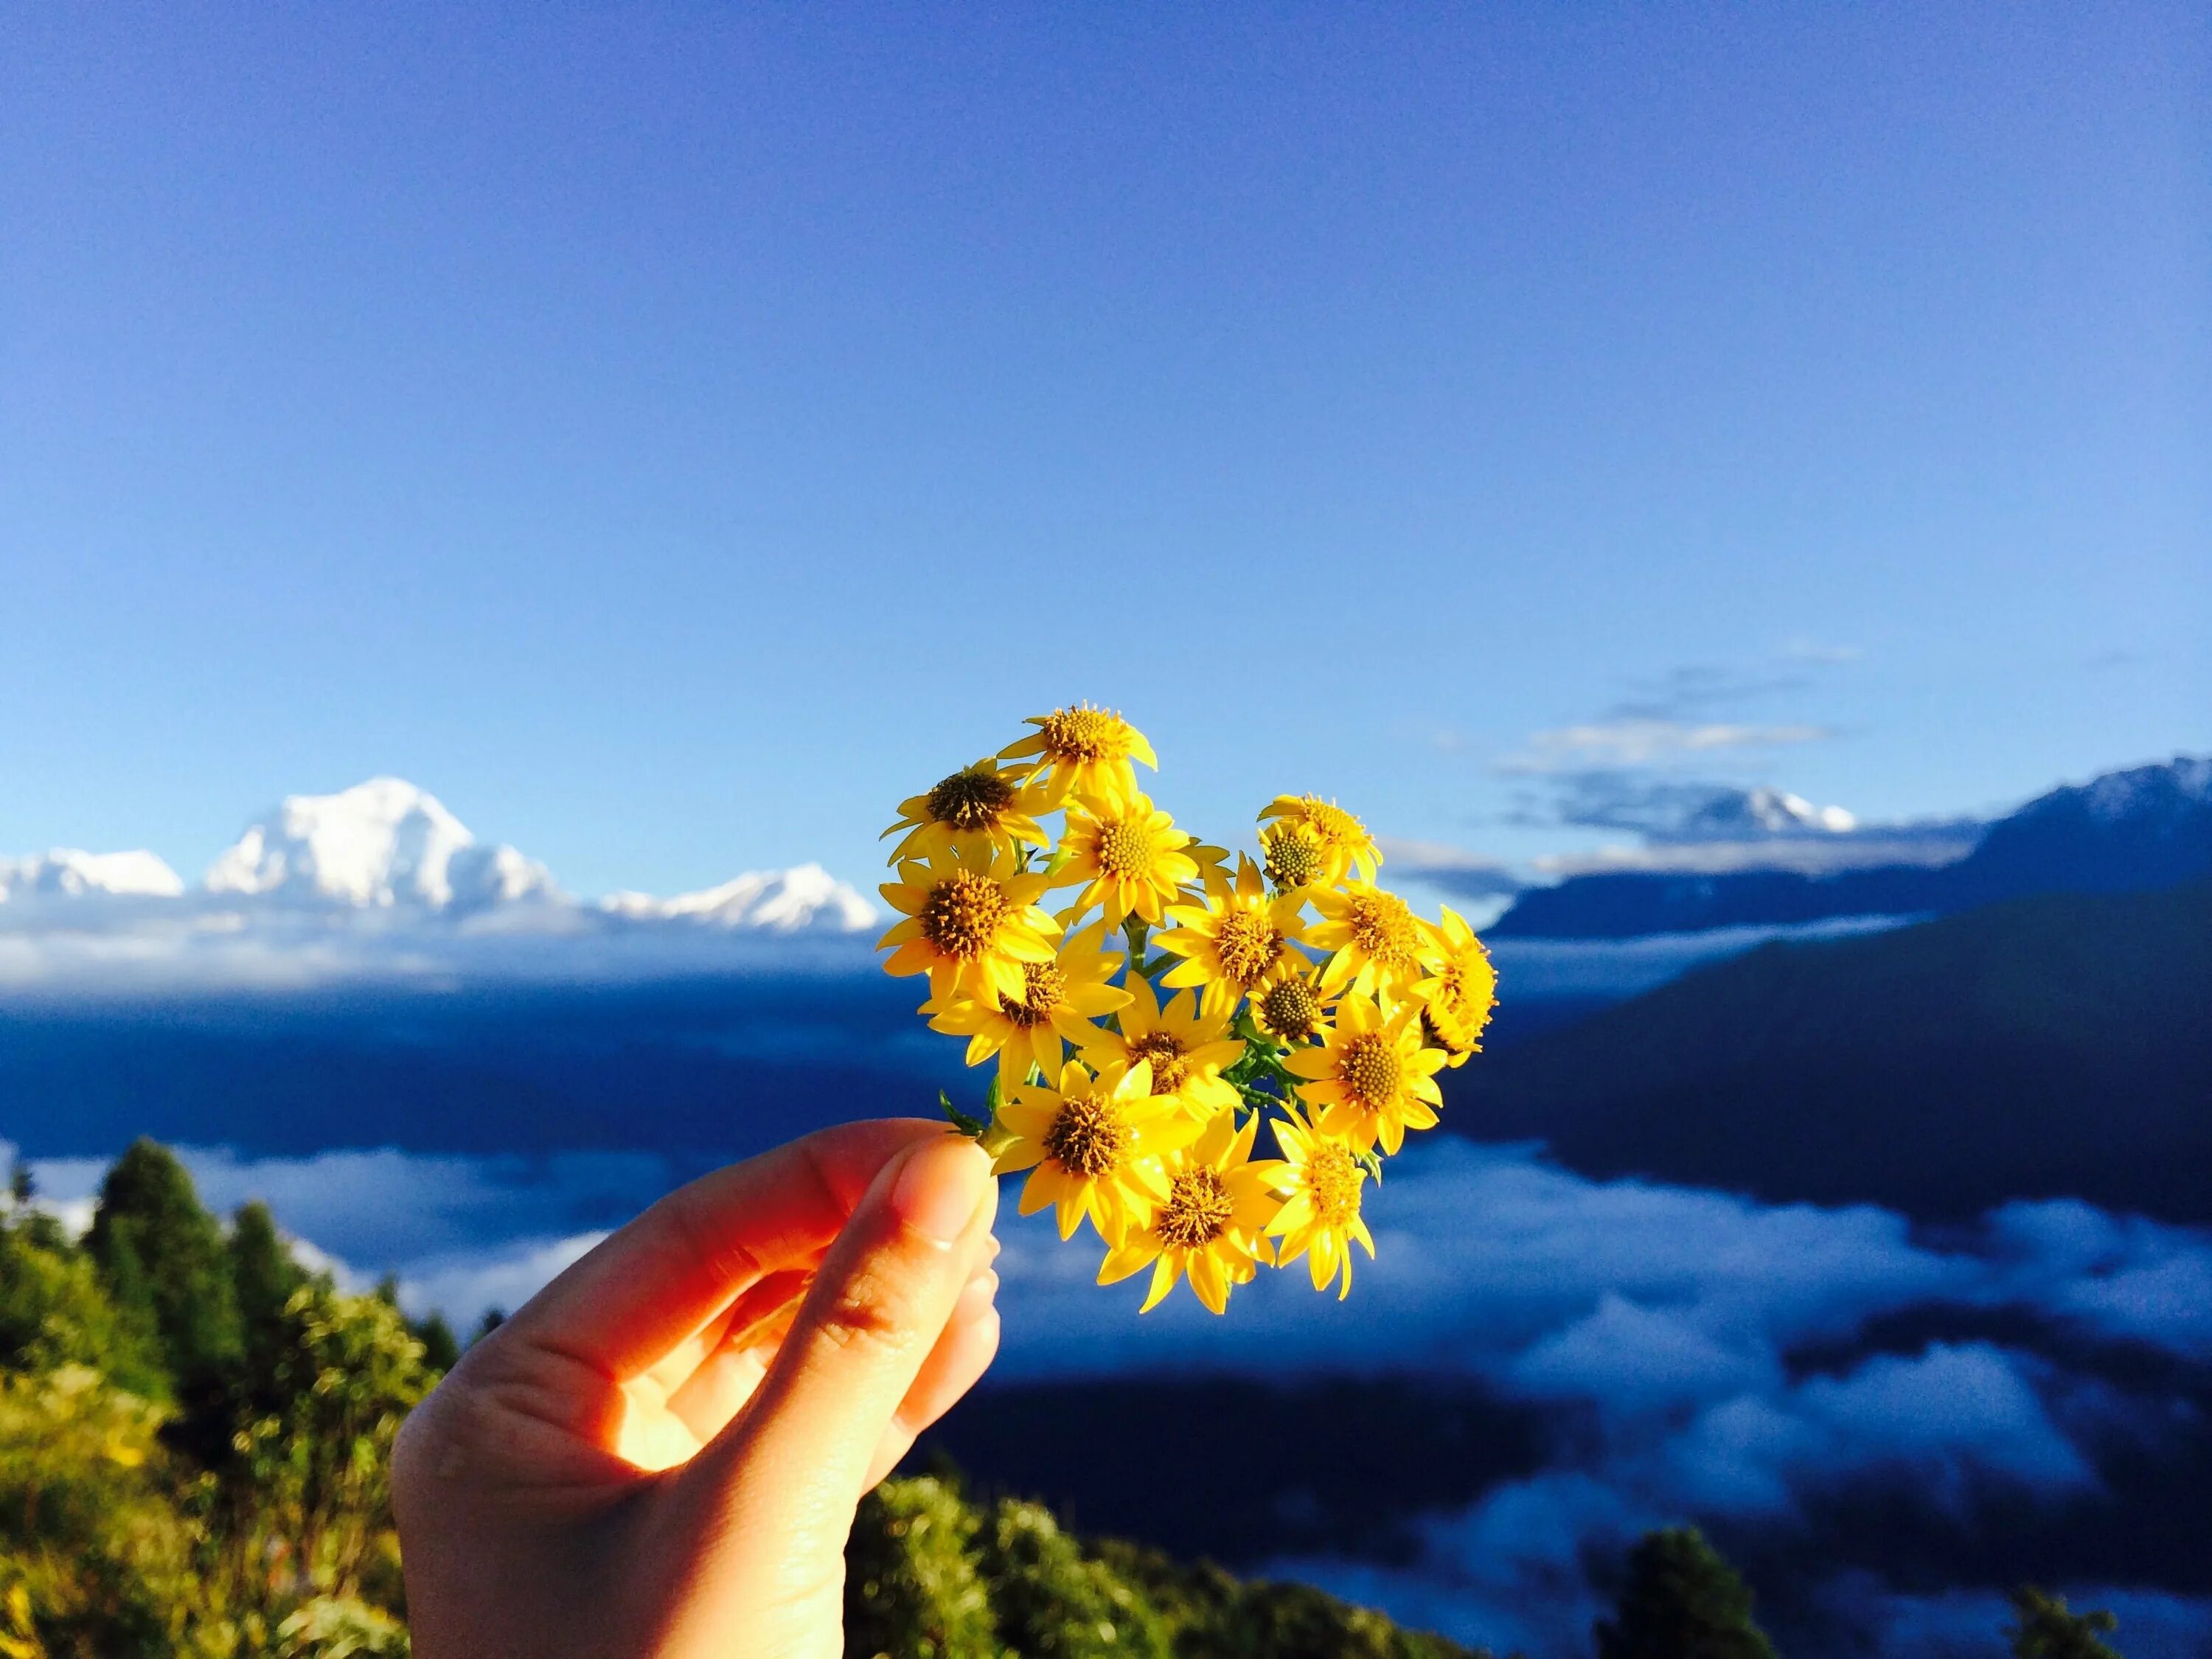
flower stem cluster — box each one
[879,705,1498,1313]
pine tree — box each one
[1594,1528,1779,1659]
[229,1198,308,1399]
[85,1139,244,1394]
[2008,1587,2123,1659]
[7,1158,32,1204]
[413,1312,460,1374]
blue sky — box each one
[2,4,2205,897]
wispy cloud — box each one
[1499,720,1832,774]
[1374,838,1524,900]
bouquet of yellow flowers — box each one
[878,705,1496,1315]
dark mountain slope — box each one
[1492,756,2212,939]
[1453,879,2212,1222]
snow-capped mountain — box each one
[0,849,185,902]
[600,865,877,933]
[204,777,560,911]
[0,779,877,990]
[1659,785,1858,843]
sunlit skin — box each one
[394,1121,1001,1659]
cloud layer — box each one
[18,1133,2208,1658]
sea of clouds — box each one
[15,1134,2208,1659]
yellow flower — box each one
[1051,792,1200,928]
[1265,1109,1374,1299]
[1306,880,1439,1002]
[1000,704,1157,810]
[1077,973,1245,1120]
[1415,905,1498,1066]
[1155,855,1310,1019]
[926,921,1133,1087]
[879,842,1061,1005]
[993,1058,1198,1244]
[1097,1110,1284,1314]
[883,759,1048,866]
[1259,818,1330,895]
[1282,992,1445,1155]
[1248,959,1333,1048]
[1257,795,1380,885]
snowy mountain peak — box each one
[204,777,554,911]
[0,849,185,902]
[599,863,877,933]
[1665,786,1858,843]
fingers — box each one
[863,1256,1001,1489]
[679,1134,997,1548]
[498,1119,943,1383]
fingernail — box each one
[889,1135,992,1245]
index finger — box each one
[501,1118,948,1382]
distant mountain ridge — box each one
[1494,756,2212,938]
[1456,877,2212,1222]
[0,776,874,936]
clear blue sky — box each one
[2,4,2205,896]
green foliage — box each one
[1594,1528,1778,1659]
[85,1142,244,1394]
[846,1476,995,1659]
[2008,1587,2124,1659]
[0,1214,167,1399]
[229,1203,307,1384]
[977,1496,1172,1659]
[843,1478,1486,1659]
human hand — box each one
[392,1119,1001,1659]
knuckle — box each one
[812,1265,925,1357]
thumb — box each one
[678,1132,996,1559]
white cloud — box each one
[24,1135,2211,1659]
[1500,720,1831,773]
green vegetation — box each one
[2007,1587,2124,1659]
[1593,1528,1776,1659]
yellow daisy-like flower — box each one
[882,759,1049,866]
[1248,959,1333,1048]
[1259,818,1331,896]
[992,1058,1198,1245]
[1306,880,1439,1002]
[1051,792,1200,929]
[878,843,1060,1006]
[1257,795,1380,885]
[1077,973,1245,1120]
[926,921,1133,1087]
[1097,1110,1285,1314]
[1265,1109,1374,1300]
[1414,905,1498,1067]
[1282,992,1446,1155]
[1156,855,1310,1019]
[1000,703,1157,810]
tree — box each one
[978,1496,1172,1659]
[0,1214,167,1399]
[6,1161,32,1206]
[83,1141,242,1395]
[844,1475,995,1659]
[2008,1587,2123,1659]
[411,1312,460,1375]
[229,1200,307,1382]
[1593,1528,1779,1659]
